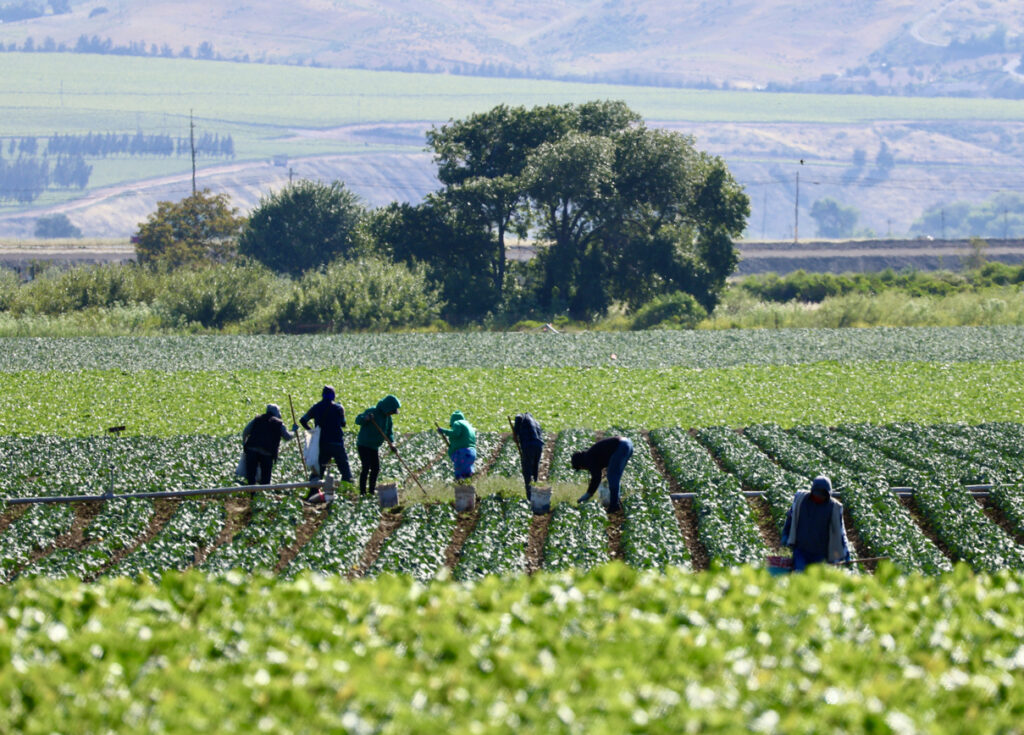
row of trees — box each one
[0,155,90,203]
[134,101,749,325]
[45,132,235,159]
[4,34,223,61]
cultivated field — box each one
[5,53,1024,239]
[3,329,1024,732]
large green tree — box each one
[424,100,748,321]
[426,104,564,302]
[367,196,496,323]
[238,180,365,277]
[133,189,242,268]
[523,116,748,318]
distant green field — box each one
[6,52,1024,136]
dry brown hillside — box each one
[2,0,1023,92]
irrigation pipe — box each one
[669,485,994,501]
[4,476,336,506]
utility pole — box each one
[794,171,800,244]
[190,110,197,195]
[289,167,294,185]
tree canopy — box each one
[238,180,365,277]
[427,100,748,320]
[133,189,242,268]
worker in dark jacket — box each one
[241,404,295,486]
[781,475,851,571]
[513,412,544,500]
[300,386,353,499]
[571,436,634,513]
[354,394,401,496]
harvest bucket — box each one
[454,484,476,512]
[376,483,399,508]
[598,480,611,508]
[766,555,794,576]
[530,486,552,515]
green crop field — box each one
[6,53,1024,136]
[3,329,1024,732]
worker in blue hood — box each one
[781,475,850,571]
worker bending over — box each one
[571,436,633,513]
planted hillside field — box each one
[1,423,1023,580]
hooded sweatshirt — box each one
[781,476,849,563]
[355,395,401,449]
[439,411,476,458]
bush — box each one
[34,214,82,239]
[270,256,443,332]
[631,291,708,330]
[8,264,158,315]
[154,262,285,329]
[239,180,366,277]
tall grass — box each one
[702,287,1024,328]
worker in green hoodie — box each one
[437,410,477,480]
[354,394,401,496]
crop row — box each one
[650,427,765,566]
[4,327,1024,371]
[455,494,532,581]
[2,424,1024,579]
[5,360,1024,436]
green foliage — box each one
[5,566,1024,732]
[630,291,707,329]
[4,263,158,315]
[3,359,1024,436]
[133,189,243,268]
[152,261,284,329]
[911,191,1024,239]
[270,256,443,331]
[429,101,747,321]
[810,197,859,238]
[33,213,81,239]
[367,198,498,322]
[239,180,366,277]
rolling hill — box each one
[1,1,1024,242]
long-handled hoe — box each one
[287,394,309,477]
[371,415,427,495]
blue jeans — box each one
[605,438,634,511]
[453,447,476,480]
[793,547,827,572]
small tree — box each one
[239,180,365,277]
[810,198,859,239]
[133,189,242,268]
[34,213,82,239]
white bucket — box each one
[454,484,476,512]
[530,486,552,515]
[377,482,399,508]
[598,480,611,508]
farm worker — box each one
[513,412,544,500]
[354,394,401,496]
[571,436,633,513]
[780,475,851,571]
[438,411,477,480]
[241,404,295,486]
[300,385,354,500]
